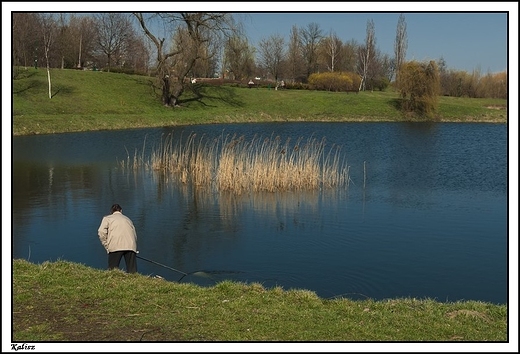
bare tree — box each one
[95,13,133,72]
[300,22,323,78]
[65,15,97,69]
[321,30,342,72]
[123,32,151,74]
[366,49,392,91]
[379,52,394,84]
[286,25,305,83]
[134,12,235,107]
[12,13,40,72]
[394,13,408,83]
[357,19,375,91]
[258,34,285,81]
[340,39,359,73]
[56,14,70,69]
[39,13,57,99]
[54,13,87,70]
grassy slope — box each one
[11,69,510,343]
[12,68,507,136]
[12,259,507,342]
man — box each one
[97,204,138,273]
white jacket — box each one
[97,211,137,253]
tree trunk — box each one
[77,35,82,68]
[45,46,52,98]
[170,81,184,107]
[161,76,172,106]
[47,65,52,99]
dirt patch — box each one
[13,294,182,341]
[446,309,491,323]
[486,105,506,110]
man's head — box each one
[110,204,122,214]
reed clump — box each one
[122,132,350,194]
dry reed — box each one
[121,132,351,194]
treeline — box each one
[12,12,506,100]
[438,58,507,99]
[12,13,150,75]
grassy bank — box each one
[12,68,507,136]
[12,259,507,342]
[11,70,511,344]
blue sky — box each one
[237,12,509,73]
[2,2,515,74]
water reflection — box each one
[11,122,508,304]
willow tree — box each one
[222,35,255,80]
[133,12,235,107]
[398,60,440,117]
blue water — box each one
[11,122,508,304]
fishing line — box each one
[136,254,213,282]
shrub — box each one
[284,82,311,90]
[308,72,361,92]
[367,77,390,91]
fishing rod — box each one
[136,254,210,282]
[136,255,187,276]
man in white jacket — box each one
[98,204,138,273]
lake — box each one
[11,122,508,304]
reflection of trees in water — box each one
[387,123,439,209]
[13,162,100,217]
[12,162,103,256]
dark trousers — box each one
[108,251,137,273]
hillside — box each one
[12,68,507,136]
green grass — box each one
[12,68,507,136]
[12,259,507,342]
[11,70,510,343]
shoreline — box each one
[12,114,508,137]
